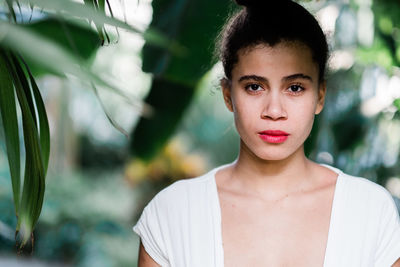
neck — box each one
[230,139,314,197]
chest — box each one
[219,192,334,267]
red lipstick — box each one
[258,130,289,143]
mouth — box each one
[258,130,289,143]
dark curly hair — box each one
[217,0,329,83]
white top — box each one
[133,163,400,267]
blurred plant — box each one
[126,137,207,224]
[0,0,174,249]
[130,0,232,161]
[126,137,206,185]
[307,0,400,190]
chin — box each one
[251,141,306,162]
[256,151,292,162]
[239,138,304,162]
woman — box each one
[134,0,400,266]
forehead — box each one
[233,42,319,81]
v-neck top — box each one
[133,163,400,267]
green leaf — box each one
[20,0,139,33]
[142,0,232,85]
[83,0,107,44]
[130,77,195,160]
[23,17,101,76]
[22,59,50,174]
[17,0,176,51]
[394,98,400,110]
[131,0,231,160]
[10,53,38,130]
[6,51,45,247]
[0,21,130,100]
[0,50,21,215]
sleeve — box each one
[133,195,170,267]
[375,193,400,267]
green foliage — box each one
[0,50,49,247]
[131,0,232,161]
[23,17,101,76]
[332,107,368,151]
[0,0,170,249]
[394,99,400,110]
[372,0,400,67]
[142,0,231,85]
[131,77,195,160]
[356,38,395,71]
[0,166,139,265]
[0,51,21,215]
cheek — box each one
[290,101,317,136]
[231,98,258,133]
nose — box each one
[260,90,287,120]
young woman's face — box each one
[222,42,326,161]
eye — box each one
[287,84,304,94]
[245,83,263,92]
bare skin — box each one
[215,150,338,267]
[138,241,160,267]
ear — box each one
[221,78,234,112]
[315,81,326,115]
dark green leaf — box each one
[10,53,38,129]
[7,52,45,247]
[131,0,231,160]
[22,59,50,174]
[23,17,100,76]
[0,21,131,100]
[130,77,195,160]
[142,0,232,85]
[0,50,21,214]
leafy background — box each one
[0,0,400,266]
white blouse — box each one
[133,163,400,267]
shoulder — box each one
[145,167,217,212]
[322,163,393,202]
[336,169,400,227]
[340,171,395,205]
[321,163,397,213]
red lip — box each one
[258,130,289,136]
[258,130,289,143]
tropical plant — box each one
[0,0,175,249]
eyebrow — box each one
[238,73,313,83]
[282,73,313,82]
[238,75,267,83]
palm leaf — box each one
[0,21,128,99]
[0,50,21,215]
[0,49,45,247]
[22,58,50,174]
[17,0,180,52]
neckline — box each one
[210,163,343,267]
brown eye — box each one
[245,83,262,92]
[288,84,304,93]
